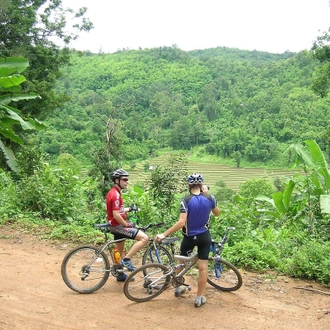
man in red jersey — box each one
[106,169,148,281]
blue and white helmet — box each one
[187,172,203,184]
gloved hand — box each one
[126,221,136,228]
[129,204,139,212]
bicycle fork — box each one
[213,258,223,279]
[147,241,162,263]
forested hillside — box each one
[37,46,329,166]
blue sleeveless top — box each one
[180,193,217,236]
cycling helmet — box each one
[111,168,129,182]
[187,172,204,184]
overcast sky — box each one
[62,0,330,54]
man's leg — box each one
[125,231,149,258]
[115,240,126,259]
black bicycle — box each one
[123,226,242,302]
[61,221,178,294]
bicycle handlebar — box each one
[137,222,164,232]
[211,226,236,246]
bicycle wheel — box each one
[142,244,173,266]
[61,246,110,294]
[123,263,171,302]
[207,257,242,291]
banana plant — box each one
[0,57,45,172]
[256,179,295,218]
[257,140,330,217]
[292,140,330,193]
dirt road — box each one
[1,227,329,330]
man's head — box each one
[111,168,129,189]
[187,172,203,191]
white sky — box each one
[61,0,330,54]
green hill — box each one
[38,46,329,168]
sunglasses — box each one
[121,178,129,182]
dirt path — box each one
[1,227,330,330]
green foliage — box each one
[88,146,113,199]
[0,170,19,221]
[290,140,330,194]
[228,238,280,271]
[122,184,176,227]
[16,146,45,177]
[254,140,330,229]
[256,179,295,218]
[283,240,330,285]
[238,178,275,205]
[0,0,93,120]
[2,146,330,285]
[57,153,82,176]
[212,180,235,204]
[16,162,89,221]
[311,32,330,97]
[37,47,330,168]
[146,151,189,218]
[0,57,44,171]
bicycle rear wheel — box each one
[207,257,242,291]
[142,245,173,266]
[123,263,171,302]
[61,246,110,294]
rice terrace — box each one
[129,154,296,191]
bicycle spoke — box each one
[61,246,110,294]
[123,263,170,302]
[207,258,242,291]
[142,245,173,266]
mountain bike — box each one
[123,226,242,302]
[61,221,178,294]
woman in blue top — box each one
[156,173,220,308]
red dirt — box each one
[1,226,330,330]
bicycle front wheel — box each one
[61,246,110,294]
[123,263,171,302]
[142,244,173,266]
[207,257,242,291]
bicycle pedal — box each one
[174,285,186,297]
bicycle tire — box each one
[61,246,110,294]
[207,257,242,291]
[142,244,173,266]
[123,263,171,302]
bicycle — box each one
[123,226,243,302]
[61,221,179,294]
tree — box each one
[311,32,330,97]
[0,0,93,119]
[89,99,134,198]
[146,151,188,219]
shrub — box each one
[0,171,20,222]
[282,240,330,285]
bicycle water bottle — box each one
[113,247,121,264]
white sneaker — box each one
[194,296,206,307]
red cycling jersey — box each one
[106,186,127,226]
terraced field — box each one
[129,155,297,191]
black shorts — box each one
[180,230,211,260]
[109,225,139,240]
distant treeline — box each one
[38,46,328,167]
